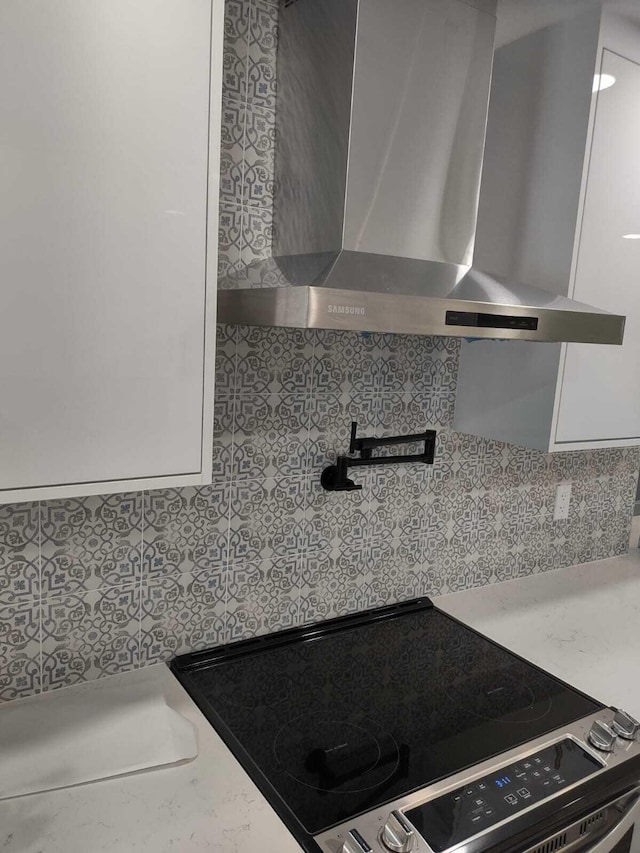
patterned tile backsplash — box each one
[1,0,638,703]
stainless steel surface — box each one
[313,708,640,853]
[520,790,640,853]
[217,0,627,345]
[274,0,494,267]
[343,830,374,853]
[380,811,415,853]
[589,721,618,752]
[612,710,640,741]
[576,796,640,853]
[218,283,625,344]
[342,0,494,266]
[274,0,355,261]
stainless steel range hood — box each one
[217,0,625,345]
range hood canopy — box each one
[218,0,625,346]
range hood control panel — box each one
[445,310,539,331]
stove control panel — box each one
[404,739,602,853]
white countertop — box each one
[2,549,640,852]
[437,548,640,718]
[0,664,302,853]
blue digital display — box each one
[495,776,511,788]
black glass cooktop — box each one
[171,599,602,840]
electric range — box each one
[171,598,640,853]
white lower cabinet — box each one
[455,9,640,452]
[0,0,223,502]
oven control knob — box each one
[588,720,617,752]
[341,830,373,853]
[381,810,415,853]
[612,709,640,740]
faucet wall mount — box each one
[320,422,436,492]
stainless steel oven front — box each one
[522,788,640,853]
[314,709,640,853]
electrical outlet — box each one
[553,483,572,521]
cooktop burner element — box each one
[445,672,553,724]
[172,599,605,842]
[274,715,401,794]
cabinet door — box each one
[555,49,640,445]
[0,0,220,500]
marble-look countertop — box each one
[2,549,640,852]
[437,548,640,717]
[0,664,302,853]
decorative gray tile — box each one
[612,474,640,518]
[533,542,574,574]
[300,547,365,623]
[383,334,459,392]
[574,478,618,528]
[422,491,461,539]
[549,451,595,481]
[143,486,229,578]
[429,431,466,498]
[222,0,250,103]
[244,103,275,162]
[589,447,636,478]
[40,494,142,597]
[215,323,237,397]
[308,393,380,473]
[473,539,513,583]
[243,104,275,207]
[229,477,306,562]
[450,433,511,492]
[218,203,244,279]
[251,1,278,55]
[377,394,449,442]
[226,555,301,641]
[236,326,314,394]
[410,348,459,397]
[364,538,433,608]
[313,331,382,394]
[140,570,226,664]
[0,601,41,701]
[242,204,273,265]
[423,528,451,566]
[305,476,370,553]
[0,502,39,606]
[212,396,235,481]
[246,1,277,108]
[457,452,508,494]
[470,553,519,587]
[565,520,600,567]
[233,394,309,479]
[436,553,477,594]
[499,485,551,541]
[503,444,553,488]
[246,54,277,107]
[220,99,245,201]
[448,491,501,557]
[41,587,140,691]
[367,466,430,540]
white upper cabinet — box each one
[454,9,640,452]
[0,0,223,502]
[555,49,640,444]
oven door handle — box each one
[575,793,640,853]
